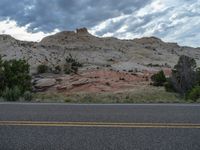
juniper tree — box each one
[171,55,197,96]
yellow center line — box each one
[0,121,200,128]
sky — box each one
[0,0,199,47]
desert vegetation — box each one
[151,55,200,101]
[36,54,82,75]
[151,70,166,86]
[37,64,49,74]
[0,53,200,103]
[34,86,181,103]
[64,54,83,74]
[0,55,32,101]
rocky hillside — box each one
[0,28,200,73]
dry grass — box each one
[34,85,187,103]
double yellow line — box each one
[0,121,200,128]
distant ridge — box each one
[0,28,199,73]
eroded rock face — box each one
[32,69,152,94]
[0,28,200,74]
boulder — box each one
[56,85,67,91]
[35,78,56,89]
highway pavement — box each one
[0,103,200,150]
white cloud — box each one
[0,19,59,42]
[91,0,200,47]
[136,0,166,17]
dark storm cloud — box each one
[0,0,30,20]
[0,0,151,32]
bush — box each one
[164,78,175,92]
[37,64,49,74]
[187,86,200,101]
[196,68,200,85]
[53,65,62,74]
[0,56,5,95]
[64,64,72,74]
[147,63,160,67]
[151,70,166,86]
[23,91,33,101]
[0,56,32,101]
[71,65,78,73]
[1,59,31,94]
[2,86,21,101]
[64,54,82,74]
[66,54,82,68]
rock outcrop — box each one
[76,27,90,35]
[34,78,56,91]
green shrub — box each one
[128,70,133,73]
[23,91,33,101]
[64,64,72,74]
[1,59,31,94]
[147,63,160,67]
[53,65,62,74]
[187,86,200,101]
[66,54,82,68]
[164,78,175,92]
[151,70,166,86]
[196,68,200,85]
[37,64,49,74]
[2,86,21,101]
[0,56,5,95]
[71,66,78,73]
[64,54,82,74]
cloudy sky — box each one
[0,0,199,47]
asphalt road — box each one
[0,103,200,150]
